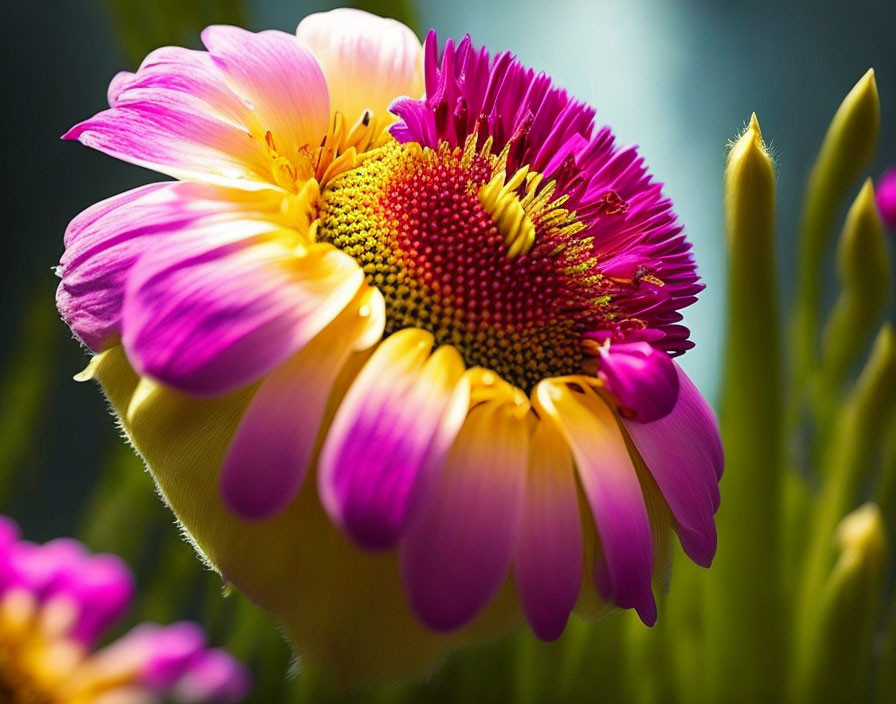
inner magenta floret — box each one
[317,140,630,390]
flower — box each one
[57,9,723,679]
[0,515,250,703]
[877,166,896,230]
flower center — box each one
[0,648,53,704]
[316,138,631,391]
[266,111,391,193]
[0,591,80,704]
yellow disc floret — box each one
[316,137,611,391]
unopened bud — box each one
[818,180,890,393]
[796,504,887,704]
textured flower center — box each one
[317,139,624,391]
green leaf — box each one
[105,0,248,65]
[0,299,59,504]
[350,0,419,33]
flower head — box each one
[0,515,249,703]
[57,9,723,677]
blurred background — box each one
[0,0,894,701]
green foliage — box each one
[105,0,418,66]
[0,298,59,504]
[351,0,419,32]
[105,0,247,64]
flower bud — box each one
[793,69,880,396]
[818,179,891,397]
[596,342,679,422]
[797,325,896,676]
[795,503,887,704]
[706,113,784,701]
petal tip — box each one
[637,595,658,627]
[61,123,85,142]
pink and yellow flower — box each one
[57,9,723,678]
[0,515,249,703]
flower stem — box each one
[705,113,784,701]
[794,325,896,695]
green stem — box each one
[0,299,58,503]
[794,504,887,703]
[875,598,896,704]
[794,326,896,695]
[705,114,784,702]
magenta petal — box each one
[63,46,269,185]
[172,649,252,704]
[10,538,87,596]
[877,166,896,230]
[57,182,267,352]
[0,516,18,544]
[123,237,363,396]
[389,32,702,356]
[57,184,168,351]
[535,382,656,625]
[623,365,723,567]
[0,517,20,589]
[136,622,208,689]
[389,96,439,145]
[11,539,133,644]
[400,401,528,631]
[64,32,330,186]
[319,330,467,549]
[514,421,582,641]
[48,553,135,645]
[221,290,385,520]
[597,341,679,422]
[220,353,327,520]
[201,26,329,160]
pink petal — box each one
[57,182,286,352]
[6,537,133,644]
[400,398,528,631]
[64,47,270,185]
[0,518,21,591]
[514,420,582,641]
[0,516,18,544]
[297,8,423,125]
[596,341,679,422]
[221,287,385,520]
[9,538,87,596]
[201,26,329,163]
[319,329,468,549]
[48,553,135,645]
[877,166,896,230]
[65,28,331,187]
[122,235,364,396]
[171,649,252,703]
[534,381,656,625]
[134,622,207,689]
[622,365,722,567]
